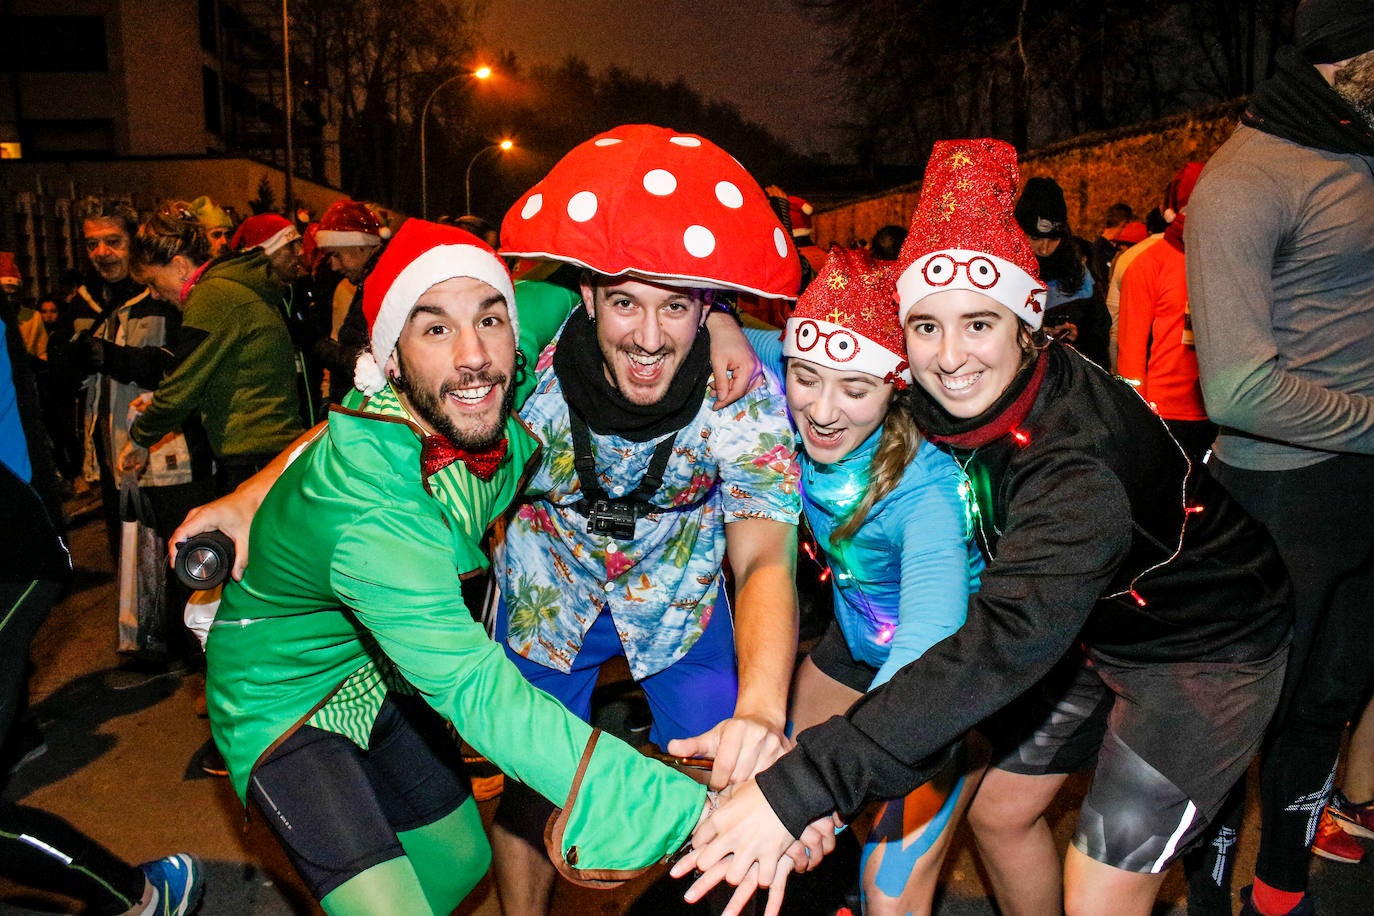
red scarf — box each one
[923,350,1049,449]
[420,434,508,482]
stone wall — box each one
[812,101,1246,250]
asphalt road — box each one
[2,500,1368,915]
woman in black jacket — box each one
[673,139,1292,916]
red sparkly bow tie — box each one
[420,434,508,482]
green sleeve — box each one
[129,284,238,446]
[513,280,577,409]
[331,507,703,869]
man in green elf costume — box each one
[199,219,712,915]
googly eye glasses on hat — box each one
[793,319,859,362]
[921,253,1001,290]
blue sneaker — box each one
[138,853,205,916]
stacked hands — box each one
[165,467,838,916]
[667,725,844,916]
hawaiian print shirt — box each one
[499,358,800,680]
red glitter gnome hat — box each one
[895,139,1047,329]
[501,124,800,299]
[784,248,909,388]
[354,219,516,396]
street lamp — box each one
[419,67,492,220]
[465,140,514,216]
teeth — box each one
[628,353,664,367]
[448,385,493,403]
[941,371,982,391]
[808,420,841,440]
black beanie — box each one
[1014,177,1068,238]
[1297,0,1374,63]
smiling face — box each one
[83,218,132,284]
[386,276,516,449]
[785,358,893,464]
[904,288,1025,419]
[581,275,707,406]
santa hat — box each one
[784,248,909,387]
[316,199,391,249]
[501,124,800,299]
[0,251,19,292]
[788,195,814,239]
[300,223,322,271]
[230,213,301,255]
[354,219,517,396]
[1163,162,1204,222]
[895,139,1047,329]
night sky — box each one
[477,0,846,158]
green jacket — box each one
[130,251,303,459]
[206,402,704,871]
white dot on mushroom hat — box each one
[684,225,716,258]
[643,169,677,196]
[567,191,598,222]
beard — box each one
[1333,50,1374,133]
[391,355,515,450]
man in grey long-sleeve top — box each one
[1186,2,1374,913]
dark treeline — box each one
[799,0,1294,170]
[283,0,808,221]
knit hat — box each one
[1013,177,1069,238]
[316,199,391,249]
[188,196,232,231]
[788,196,815,238]
[784,248,909,387]
[895,138,1048,329]
[230,213,301,255]
[1296,0,1374,63]
[1163,162,1205,221]
[354,219,517,396]
[0,251,19,294]
[501,124,801,299]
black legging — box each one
[1,578,146,915]
[1215,455,1374,893]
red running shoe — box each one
[1328,789,1374,840]
[1312,808,1365,864]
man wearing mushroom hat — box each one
[490,123,805,915]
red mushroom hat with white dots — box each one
[784,248,909,388]
[501,124,801,299]
[895,138,1047,329]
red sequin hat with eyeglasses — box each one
[895,138,1047,329]
[784,247,909,388]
